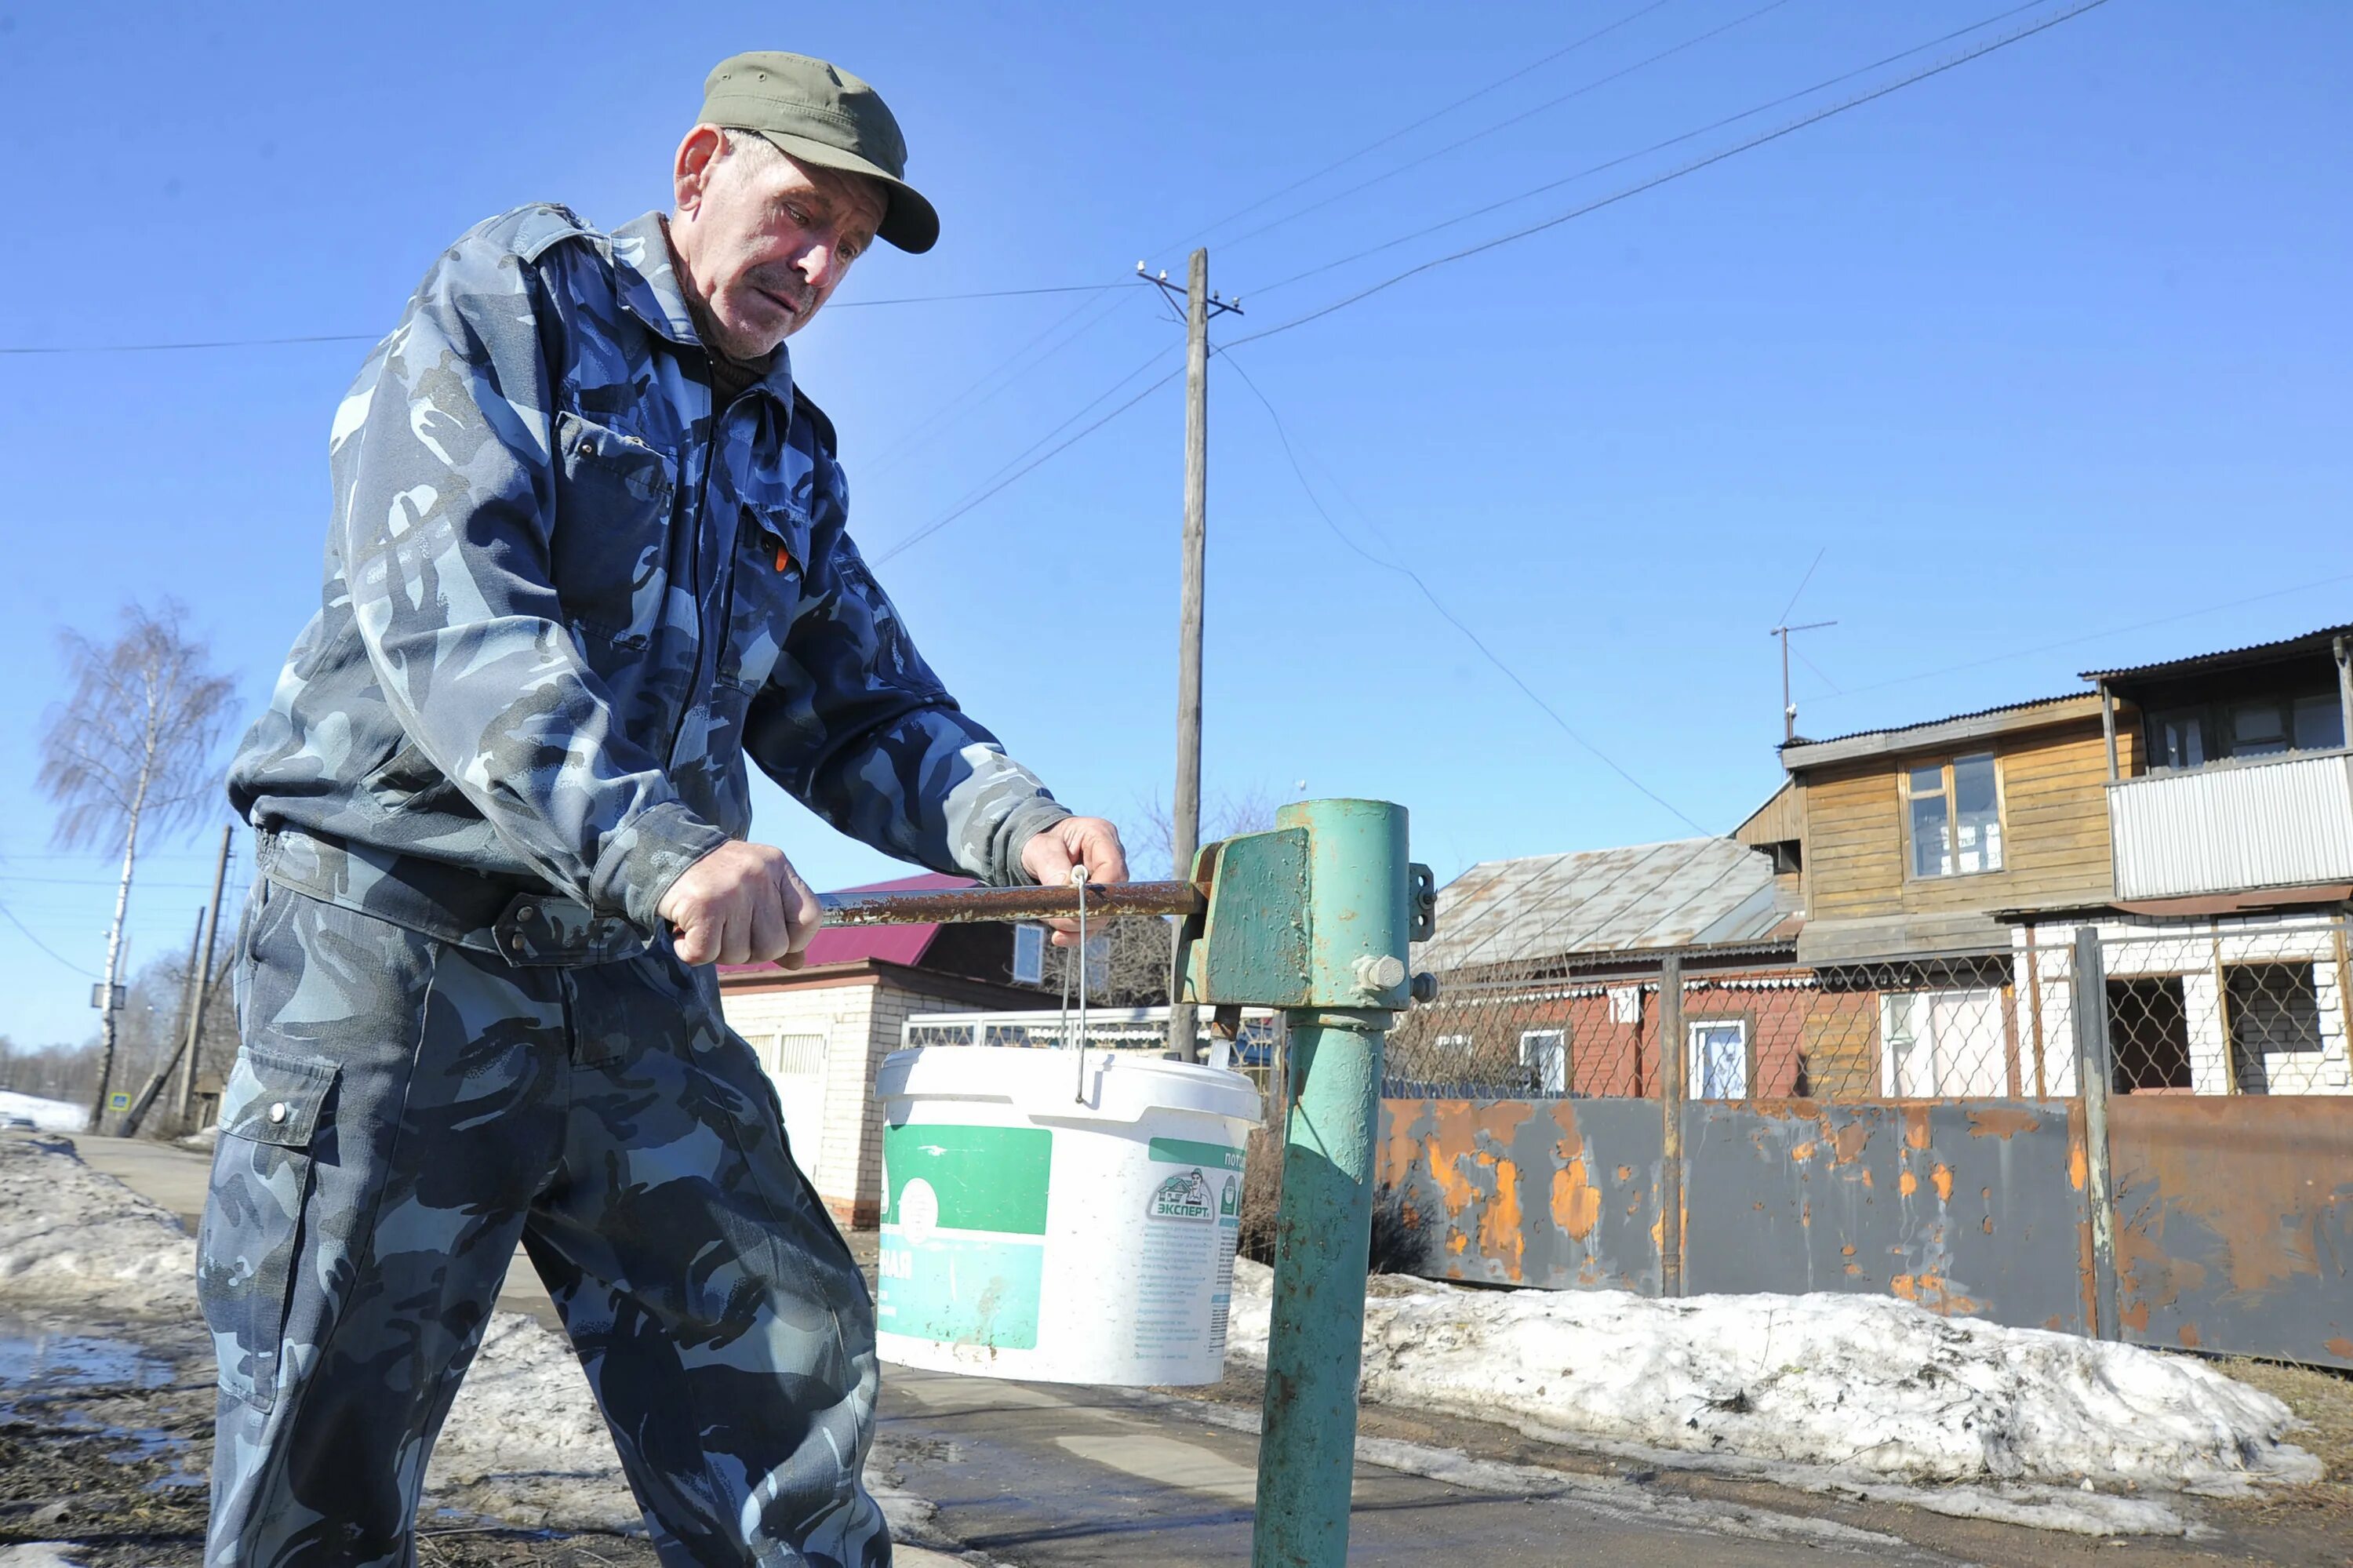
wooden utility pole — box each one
[174,825,234,1122]
[1138,250,1242,1061]
[121,905,205,1138]
[1657,953,1686,1297]
[1168,247,1211,1061]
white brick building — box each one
[717,872,1053,1226]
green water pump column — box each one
[1180,798,1433,1568]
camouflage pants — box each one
[198,882,887,1567]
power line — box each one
[1219,0,1798,253]
[0,900,101,979]
[864,284,1141,471]
[870,355,1184,564]
[0,282,1120,357]
[0,333,380,356]
[1223,348,1711,836]
[830,282,1117,308]
[1810,570,2353,705]
[1147,0,1680,260]
[1249,0,2068,303]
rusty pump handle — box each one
[813,879,1205,928]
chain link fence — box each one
[1383,918,2353,1101]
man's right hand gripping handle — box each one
[658,842,824,968]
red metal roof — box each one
[717,871,975,977]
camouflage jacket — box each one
[228,206,1069,961]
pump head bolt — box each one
[1410,971,1440,1004]
[1351,953,1407,994]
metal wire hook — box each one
[1071,865,1089,1104]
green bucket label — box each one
[883,1124,1052,1235]
[1147,1136,1243,1172]
[880,1122,1053,1352]
[1220,1173,1239,1219]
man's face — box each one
[671,128,886,360]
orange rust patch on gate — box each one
[2110,1099,2336,1301]
[1552,1159,1601,1242]
[1831,1122,1873,1165]
[1479,1155,1526,1279]
[1966,1106,2042,1140]
[1790,1141,1817,1164]
[1901,1106,1934,1151]
[1889,1271,1982,1316]
[1898,1170,1918,1198]
[2329,1337,2353,1361]
[1930,1164,1954,1203]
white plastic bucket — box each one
[873,1045,1260,1386]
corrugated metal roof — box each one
[2079,622,2353,683]
[719,871,969,975]
[1782,693,2080,752]
[1414,838,1793,973]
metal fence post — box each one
[1657,952,1685,1299]
[2071,926,2120,1341]
[1253,799,1409,1568]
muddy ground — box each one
[0,1309,661,1568]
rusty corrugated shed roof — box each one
[1415,838,1793,973]
[2078,622,2353,683]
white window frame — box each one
[1518,1028,1568,1095]
[1686,1019,1749,1100]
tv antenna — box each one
[1770,620,1837,744]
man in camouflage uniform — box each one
[207,52,1126,1567]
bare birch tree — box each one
[37,601,234,1128]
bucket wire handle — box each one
[1071,866,1089,1104]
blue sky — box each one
[1,2,2346,1046]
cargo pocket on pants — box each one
[196,1046,338,1412]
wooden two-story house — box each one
[1766,623,2353,1097]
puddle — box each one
[0,1318,175,1392]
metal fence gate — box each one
[1377,919,2353,1367]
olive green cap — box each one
[699,51,938,253]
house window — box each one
[1011,922,1046,984]
[1880,988,2007,1097]
[2148,695,2344,772]
[2227,962,2322,1093]
[1687,1020,1748,1100]
[1519,1029,1568,1096]
[1904,752,2002,878]
[2107,977,2192,1092]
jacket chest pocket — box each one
[549,412,678,648]
[718,504,810,692]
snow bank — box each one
[0,1092,90,1134]
[0,1135,198,1316]
[0,1135,947,1546]
[1228,1260,2316,1501]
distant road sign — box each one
[107,1092,131,1111]
[90,982,126,1011]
